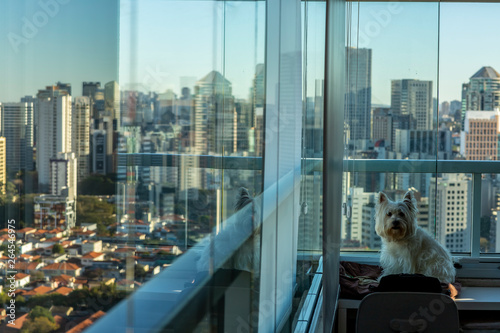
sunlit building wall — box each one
[430,174,472,252]
[36,86,72,192]
[461,110,500,160]
[391,79,433,131]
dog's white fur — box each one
[375,190,455,283]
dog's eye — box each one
[387,212,392,217]
[399,212,405,217]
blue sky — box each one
[2,1,500,105]
[0,0,118,102]
[354,2,500,105]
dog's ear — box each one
[403,190,416,209]
[378,192,388,204]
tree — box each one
[28,306,55,323]
[52,244,65,255]
[21,316,59,333]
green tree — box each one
[21,316,59,333]
[78,174,116,195]
[52,243,65,255]
[28,306,55,323]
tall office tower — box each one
[394,129,452,159]
[194,71,235,155]
[342,187,376,246]
[460,110,500,160]
[372,108,392,148]
[391,79,433,131]
[140,138,152,183]
[234,100,251,153]
[250,64,265,157]
[361,202,380,249]
[1,102,34,174]
[463,67,500,111]
[20,96,36,168]
[0,137,5,194]
[345,47,372,141]
[450,100,461,116]
[50,152,77,200]
[92,129,107,175]
[441,101,450,116]
[56,82,72,96]
[429,174,471,252]
[72,97,91,182]
[461,67,500,128]
[251,64,265,123]
[36,86,72,192]
[105,81,120,130]
[83,82,101,99]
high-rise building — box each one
[72,97,90,182]
[395,129,452,159]
[391,79,433,131]
[371,107,392,147]
[463,67,500,111]
[361,202,380,249]
[1,101,34,174]
[50,152,77,200]
[92,129,107,175]
[36,86,72,192]
[461,67,500,128]
[441,101,450,116]
[430,174,471,253]
[461,110,500,160]
[342,187,376,245]
[346,47,372,141]
[105,81,120,130]
[20,96,36,169]
[83,82,101,99]
[194,71,235,155]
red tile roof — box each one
[14,273,29,280]
[82,251,104,259]
[41,262,80,271]
[23,285,53,296]
[65,311,106,333]
[53,286,73,296]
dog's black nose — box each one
[392,220,400,227]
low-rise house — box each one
[82,240,102,253]
[74,229,97,240]
[53,286,73,296]
[67,244,82,256]
[14,261,44,274]
[19,242,33,254]
[43,253,68,264]
[14,273,30,288]
[81,252,105,266]
[15,228,36,241]
[52,274,75,287]
[22,285,53,298]
[41,262,82,277]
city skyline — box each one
[4,2,500,103]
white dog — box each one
[375,190,455,283]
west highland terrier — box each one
[375,191,455,283]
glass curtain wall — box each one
[344,2,500,260]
